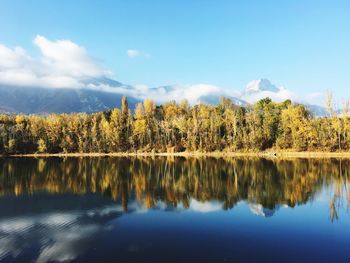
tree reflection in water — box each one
[0,157,349,220]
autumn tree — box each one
[1,95,350,154]
[120,96,129,151]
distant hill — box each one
[0,85,139,114]
[0,77,330,116]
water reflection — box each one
[1,157,349,217]
[0,157,349,262]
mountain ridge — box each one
[0,77,329,116]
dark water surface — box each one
[0,157,349,263]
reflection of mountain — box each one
[249,204,280,218]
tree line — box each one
[0,96,349,154]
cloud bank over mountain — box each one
[0,35,327,111]
[0,36,233,105]
[242,79,296,103]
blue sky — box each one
[0,0,350,101]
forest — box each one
[0,96,349,154]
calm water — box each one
[0,157,349,263]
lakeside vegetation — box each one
[1,96,350,155]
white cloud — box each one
[303,92,325,106]
[0,205,122,262]
[124,83,231,105]
[127,49,140,58]
[242,87,298,104]
[126,49,149,58]
[188,199,222,213]
[0,45,30,69]
[83,82,231,105]
[0,35,109,88]
[34,35,109,78]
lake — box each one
[0,157,349,263]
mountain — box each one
[0,77,329,116]
[244,78,279,94]
[241,78,292,103]
[0,84,139,114]
[305,104,329,117]
[80,76,123,87]
[241,78,330,116]
[197,94,247,106]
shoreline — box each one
[6,151,350,158]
